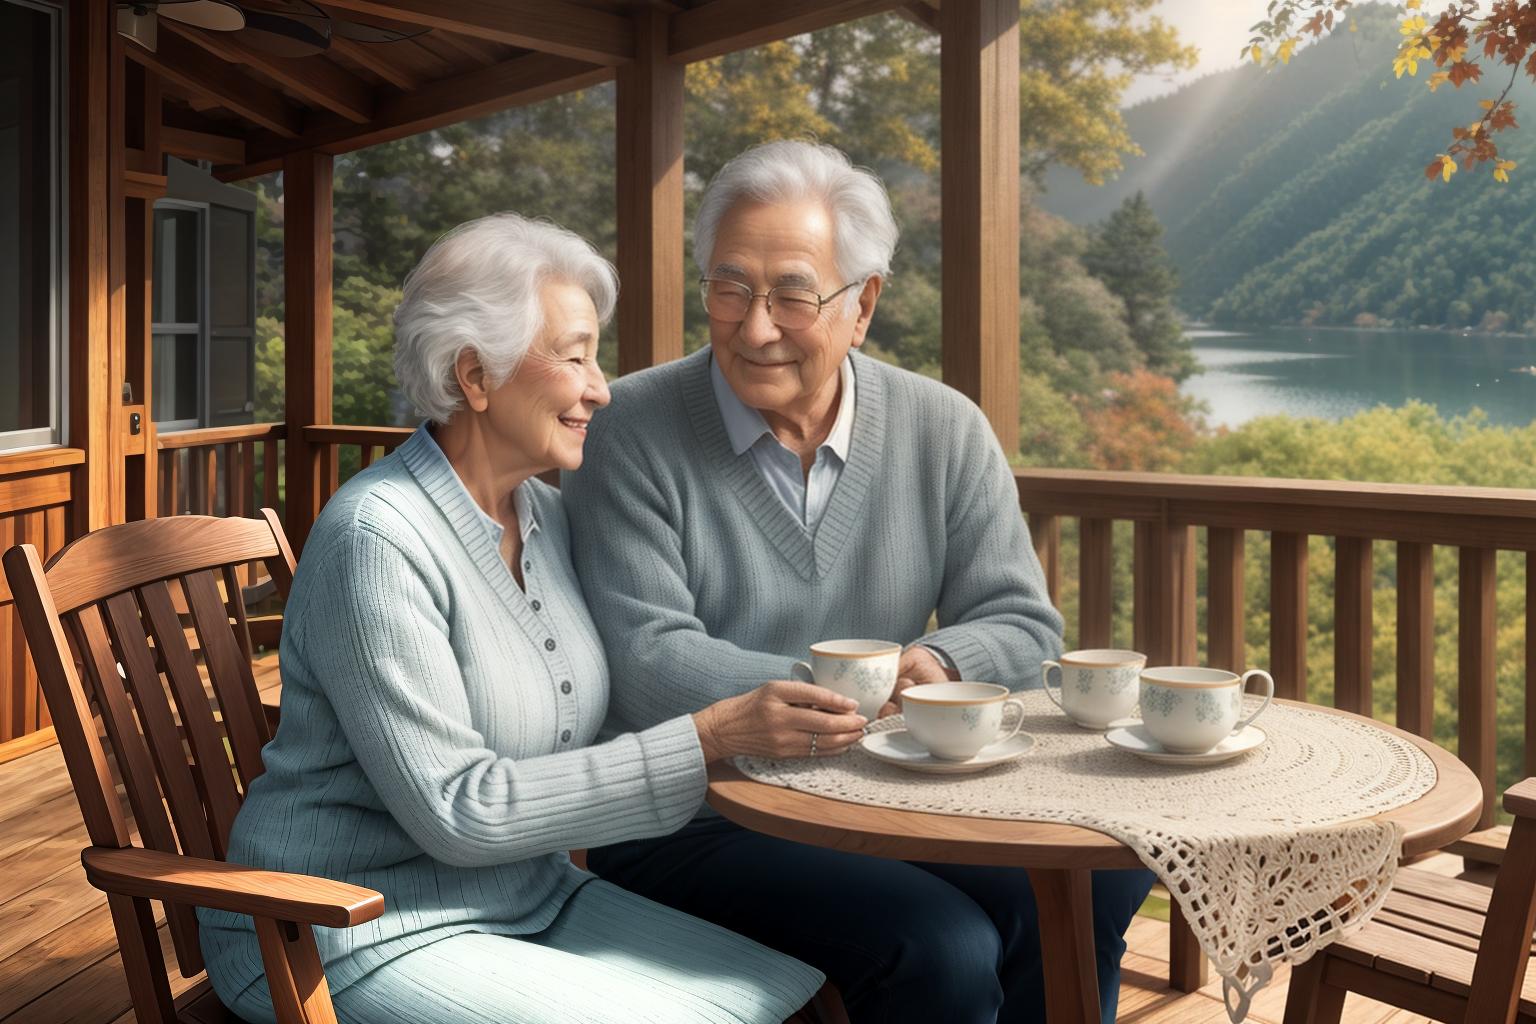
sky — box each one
[1121,0,1288,107]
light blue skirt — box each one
[228,879,823,1024]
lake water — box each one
[1181,326,1536,429]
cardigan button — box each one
[525,560,532,572]
[560,680,572,695]
[530,600,542,612]
[560,729,572,743]
[544,638,557,652]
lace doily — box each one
[735,691,1439,1022]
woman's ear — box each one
[454,348,490,413]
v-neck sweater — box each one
[563,348,1065,740]
[199,427,708,1005]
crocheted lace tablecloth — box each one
[734,691,1439,1022]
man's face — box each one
[706,199,876,417]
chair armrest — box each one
[1504,778,1536,820]
[81,846,385,928]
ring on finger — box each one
[810,732,819,757]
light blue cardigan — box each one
[199,426,819,1020]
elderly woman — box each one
[198,214,865,1024]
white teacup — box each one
[1138,666,1275,754]
[901,682,1027,761]
[1042,649,1146,729]
[791,640,902,721]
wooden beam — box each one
[282,152,334,555]
[123,30,304,138]
[68,0,112,535]
[317,0,634,65]
[940,0,1020,454]
[616,10,684,376]
[327,35,424,91]
[669,0,899,63]
[230,54,611,177]
[161,126,245,166]
[899,3,941,32]
[161,22,374,123]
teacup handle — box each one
[790,661,815,684]
[996,697,1028,743]
[1235,669,1274,732]
[1041,661,1066,711]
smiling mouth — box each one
[558,417,589,432]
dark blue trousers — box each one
[588,816,1154,1024]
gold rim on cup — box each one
[1140,666,1244,689]
[901,681,1012,706]
[808,639,903,659]
[1059,648,1146,669]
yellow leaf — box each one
[1467,121,1482,135]
[1494,165,1510,182]
[1405,0,1421,8]
[1439,155,1457,182]
[1278,37,1297,64]
[1250,44,1263,64]
[1428,70,1450,91]
[1349,18,1358,32]
[1480,99,1496,110]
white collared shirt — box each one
[709,354,855,530]
[420,424,539,550]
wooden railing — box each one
[1016,469,1536,833]
[305,424,414,505]
[156,423,286,519]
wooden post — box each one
[1207,527,1245,672]
[1334,536,1373,714]
[615,9,683,376]
[282,151,334,555]
[1271,532,1309,702]
[1397,542,1435,739]
[125,64,161,520]
[67,0,114,534]
[940,0,1020,455]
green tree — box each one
[1081,192,1195,380]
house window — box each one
[0,0,61,452]
[151,159,257,430]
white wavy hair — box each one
[693,140,899,309]
[393,213,618,424]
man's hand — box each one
[877,645,958,719]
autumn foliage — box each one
[1077,370,1204,472]
[1249,0,1535,181]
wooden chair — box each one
[3,510,383,1024]
[1283,777,1536,1024]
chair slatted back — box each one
[3,510,296,993]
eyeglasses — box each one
[698,277,862,331]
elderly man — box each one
[563,140,1153,1023]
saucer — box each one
[1104,721,1267,765]
[860,729,1035,775]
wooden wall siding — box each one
[0,471,74,745]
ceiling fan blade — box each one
[239,8,332,57]
[115,6,159,52]
[329,18,428,43]
[156,0,246,32]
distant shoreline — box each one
[1184,321,1536,342]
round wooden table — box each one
[705,702,1484,1024]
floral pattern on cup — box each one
[1142,686,1180,718]
[961,706,982,730]
[833,659,897,698]
[1194,691,1223,724]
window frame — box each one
[0,0,65,454]
[150,198,210,432]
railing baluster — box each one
[1528,552,1536,780]
[360,444,376,470]
[1397,542,1435,739]
[1207,527,1245,673]
[222,442,240,520]
[1271,532,1309,702]
[1133,520,1195,666]
[1334,537,1373,714]
[242,440,257,518]
[165,450,181,516]
[1459,546,1497,829]
[202,446,217,515]
[1079,517,1113,649]
[263,438,278,510]
[1030,514,1060,606]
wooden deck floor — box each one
[0,654,1461,1023]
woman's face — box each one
[482,278,610,474]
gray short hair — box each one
[693,141,898,304]
[393,213,618,424]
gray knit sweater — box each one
[563,348,1064,737]
[200,426,708,1006]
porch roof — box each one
[128,0,932,180]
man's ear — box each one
[849,276,884,349]
[454,348,490,413]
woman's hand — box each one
[693,681,869,763]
